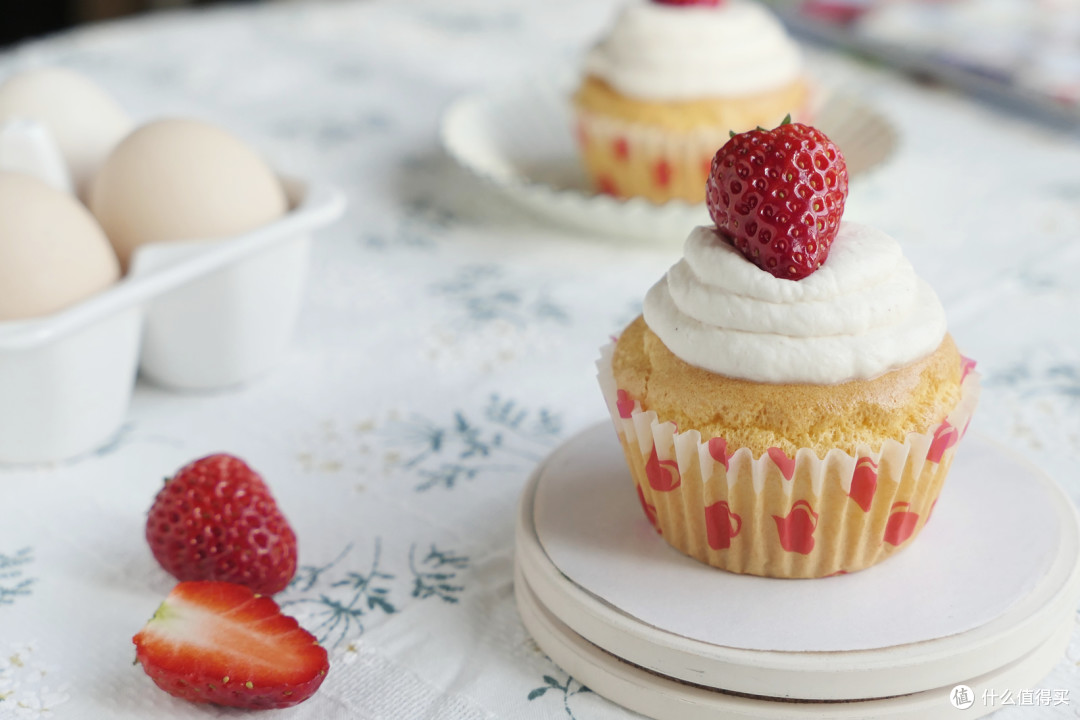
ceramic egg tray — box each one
[0,179,345,465]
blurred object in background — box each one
[768,0,1080,128]
[0,0,244,47]
[0,1,68,45]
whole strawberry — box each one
[134,581,328,709]
[146,454,297,595]
[706,116,848,280]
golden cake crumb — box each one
[612,315,963,457]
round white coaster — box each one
[515,568,1074,720]
[516,423,1080,701]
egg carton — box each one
[0,178,345,465]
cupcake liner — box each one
[597,341,981,578]
[573,108,743,205]
[572,79,819,206]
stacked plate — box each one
[515,424,1080,719]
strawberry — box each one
[133,581,329,709]
[146,454,297,595]
[706,116,848,280]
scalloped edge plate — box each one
[441,74,898,244]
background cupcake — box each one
[574,0,810,205]
[597,120,979,578]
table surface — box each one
[0,1,1078,718]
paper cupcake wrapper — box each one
[573,109,755,205]
[571,78,820,206]
[596,342,981,578]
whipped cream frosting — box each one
[584,1,802,101]
[642,223,947,384]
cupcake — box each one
[597,119,979,578]
[573,0,811,205]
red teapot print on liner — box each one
[927,420,958,463]
[636,485,661,534]
[773,499,818,554]
[884,501,920,546]
[645,446,681,492]
[707,437,732,470]
[616,389,635,419]
[704,501,742,550]
[767,447,796,481]
[960,356,977,383]
[613,136,629,162]
[653,159,673,189]
[848,456,878,512]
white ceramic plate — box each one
[441,76,898,243]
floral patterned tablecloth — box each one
[0,1,1078,718]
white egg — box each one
[0,67,133,199]
[0,172,120,321]
[89,118,288,269]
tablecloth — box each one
[0,0,1078,717]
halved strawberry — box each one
[133,581,329,709]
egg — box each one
[89,118,288,269]
[0,68,133,199]
[0,172,120,322]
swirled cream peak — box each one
[584,1,802,101]
[642,223,947,384]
